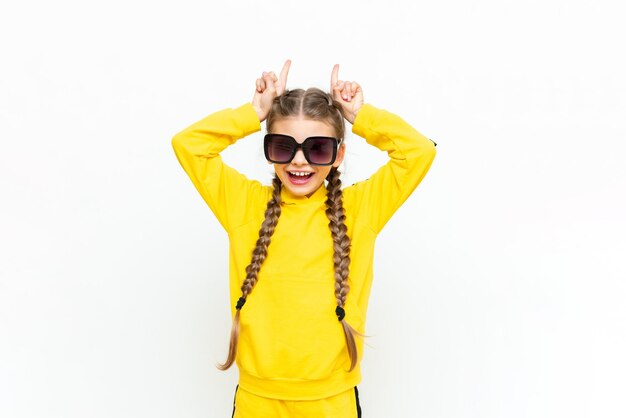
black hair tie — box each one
[335,306,345,321]
[236,297,247,310]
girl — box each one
[172,60,437,417]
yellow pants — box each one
[231,385,362,418]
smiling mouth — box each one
[287,171,314,184]
[288,171,313,177]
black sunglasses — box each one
[264,134,339,166]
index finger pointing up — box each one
[330,64,340,89]
[279,59,291,88]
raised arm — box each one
[171,61,292,231]
[171,103,268,232]
[343,104,436,233]
[330,64,436,233]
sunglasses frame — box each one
[264,134,340,166]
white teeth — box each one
[289,171,312,177]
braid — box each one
[216,175,282,370]
[241,176,282,298]
[325,167,366,371]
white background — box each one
[1,0,625,417]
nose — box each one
[291,148,307,165]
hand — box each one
[330,64,364,124]
[252,59,291,122]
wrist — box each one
[252,104,266,122]
[346,108,361,124]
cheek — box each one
[317,167,332,181]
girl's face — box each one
[270,117,345,198]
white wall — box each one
[1,1,625,417]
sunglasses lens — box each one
[305,137,336,165]
[265,135,337,165]
[266,136,294,163]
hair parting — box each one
[267,88,345,140]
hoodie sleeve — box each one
[171,103,270,232]
[343,104,437,234]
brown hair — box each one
[217,88,365,372]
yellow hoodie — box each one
[171,102,436,401]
